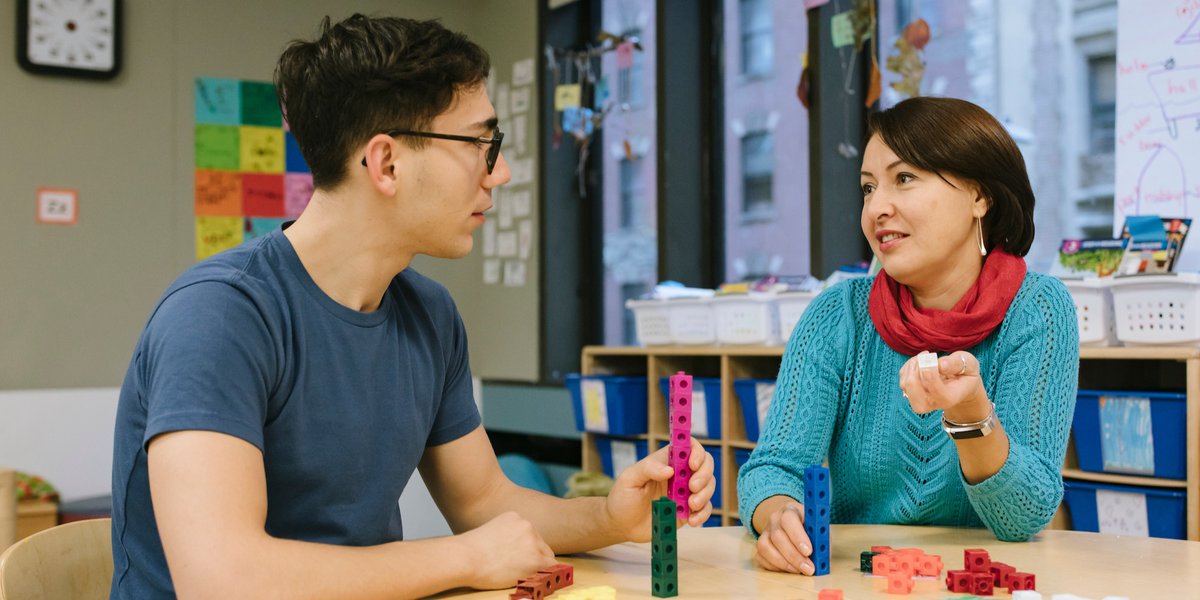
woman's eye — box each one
[898,173,915,184]
[861,183,875,195]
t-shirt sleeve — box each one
[140,280,277,452]
[426,303,482,447]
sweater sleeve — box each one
[737,283,852,537]
[962,275,1079,541]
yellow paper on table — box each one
[195,216,244,260]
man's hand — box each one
[603,437,716,542]
[456,511,557,590]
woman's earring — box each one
[976,218,988,256]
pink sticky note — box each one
[616,41,634,69]
[284,173,313,217]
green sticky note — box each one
[240,81,282,126]
[195,125,241,170]
[831,11,854,48]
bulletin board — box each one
[192,77,312,260]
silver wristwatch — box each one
[941,402,997,440]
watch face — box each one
[17,0,121,79]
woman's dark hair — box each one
[865,97,1035,256]
[275,15,491,189]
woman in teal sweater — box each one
[738,97,1079,575]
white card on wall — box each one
[496,83,510,121]
[1096,488,1149,537]
[503,259,526,287]
[497,231,517,257]
[512,58,535,86]
[511,87,531,115]
[512,114,528,156]
[518,219,533,259]
[482,220,497,257]
[36,187,78,225]
[499,195,513,228]
[483,258,501,284]
[510,158,534,185]
[511,190,532,218]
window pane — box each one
[723,0,808,281]
[602,0,657,345]
[877,0,1118,273]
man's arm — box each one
[419,426,716,555]
[149,430,555,599]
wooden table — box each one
[435,525,1200,599]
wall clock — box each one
[17,0,122,80]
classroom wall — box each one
[0,0,539,391]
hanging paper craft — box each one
[616,41,634,69]
[555,84,582,110]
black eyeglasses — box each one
[361,127,504,174]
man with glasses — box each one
[110,14,715,599]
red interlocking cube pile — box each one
[945,548,1037,595]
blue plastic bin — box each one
[658,376,722,438]
[595,435,649,478]
[703,515,722,528]
[565,374,649,435]
[705,444,722,509]
[734,448,753,471]
[733,379,776,442]
[1062,479,1187,539]
[1072,389,1186,479]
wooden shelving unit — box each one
[579,344,1200,539]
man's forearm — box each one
[480,485,624,554]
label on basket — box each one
[1099,395,1155,475]
[692,388,708,438]
[755,382,776,430]
[1095,488,1149,537]
[582,379,610,432]
[611,440,638,476]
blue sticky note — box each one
[594,76,610,108]
[1126,215,1167,242]
[285,132,310,173]
[195,78,241,125]
[562,107,582,134]
[244,217,288,241]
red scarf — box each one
[868,249,1027,356]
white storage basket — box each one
[625,299,673,346]
[712,294,779,345]
[776,291,818,344]
[1109,273,1200,346]
[667,298,716,345]
[1062,278,1119,347]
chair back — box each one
[0,470,13,553]
[0,518,113,600]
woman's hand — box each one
[898,350,991,423]
[752,498,814,575]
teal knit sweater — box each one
[737,272,1079,542]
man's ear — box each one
[361,134,400,195]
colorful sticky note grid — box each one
[194,170,242,216]
[240,81,282,127]
[195,125,240,170]
[195,77,241,125]
[240,126,285,173]
[195,216,244,260]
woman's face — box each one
[859,135,987,286]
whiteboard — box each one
[1115,2,1200,271]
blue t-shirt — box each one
[110,229,481,598]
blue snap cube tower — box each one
[803,465,831,576]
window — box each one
[741,131,774,217]
[876,0,1118,272]
[1088,54,1117,154]
[740,0,773,76]
[722,0,808,282]
[602,0,657,345]
[619,158,644,228]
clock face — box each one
[17,0,121,79]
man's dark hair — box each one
[275,15,491,189]
[866,97,1036,257]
